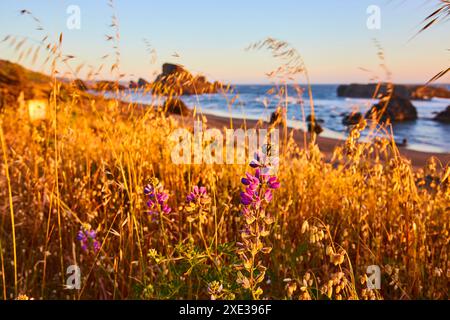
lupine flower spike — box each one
[186,186,211,208]
[77,224,100,253]
[185,185,211,226]
[236,149,280,300]
[144,177,172,218]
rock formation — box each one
[365,95,418,122]
[342,112,363,126]
[337,83,450,100]
[93,81,126,91]
[151,63,222,96]
[306,114,323,135]
[163,98,191,116]
[433,105,450,123]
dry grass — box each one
[0,78,448,299]
[0,3,449,301]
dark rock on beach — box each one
[129,78,150,89]
[306,114,323,135]
[342,112,363,126]
[163,98,191,116]
[307,122,323,135]
[306,115,324,123]
[269,107,285,126]
[72,79,88,91]
[151,63,223,96]
[365,95,418,122]
[433,105,450,123]
[138,78,150,88]
[396,138,408,147]
[93,81,126,91]
[129,80,138,89]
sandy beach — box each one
[186,113,450,169]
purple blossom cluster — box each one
[250,149,279,175]
[241,169,280,206]
[144,183,171,216]
[236,150,280,298]
[186,185,210,205]
[77,228,100,253]
[241,150,280,209]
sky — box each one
[0,0,448,84]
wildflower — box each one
[249,148,279,175]
[77,225,100,253]
[144,178,171,217]
[236,150,280,299]
[240,168,280,206]
[267,176,280,189]
[186,185,210,205]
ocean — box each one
[105,84,450,153]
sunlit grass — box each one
[0,2,448,301]
[0,78,448,299]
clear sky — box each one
[0,0,448,84]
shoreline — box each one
[104,88,450,154]
[179,112,450,169]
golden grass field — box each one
[0,79,449,300]
[0,2,449,301]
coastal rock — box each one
[72,79,88,91]
[129,78,150,89]
[367,96,417,122]
[307,122,323,135]
[337,83,450,100]
[337,83,407,99]
[151,63,222,96]
[342,112,363,126]
[269,107,285,126]
[138,78,150,88]
[412,86,450,100]
[306,115,324,123]
[162,63,185,76]
[129,80,138,89]
[433,105,450,123]
[306,114,323,135]
[163,98,191,116]
[395,138,408,147]
[365,95,418,122]
[93,81,126,91]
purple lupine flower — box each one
[186,185,209,204]
[240,153,280,206]
[240,190,254,205]
[250,150,279,175]
[264,189,273,202]
[267,176,280,189]
[237,150,280,296]
[144,184,154,196]
[77,227,100,253]
[241,172,260,190]
[144,182,172,217]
